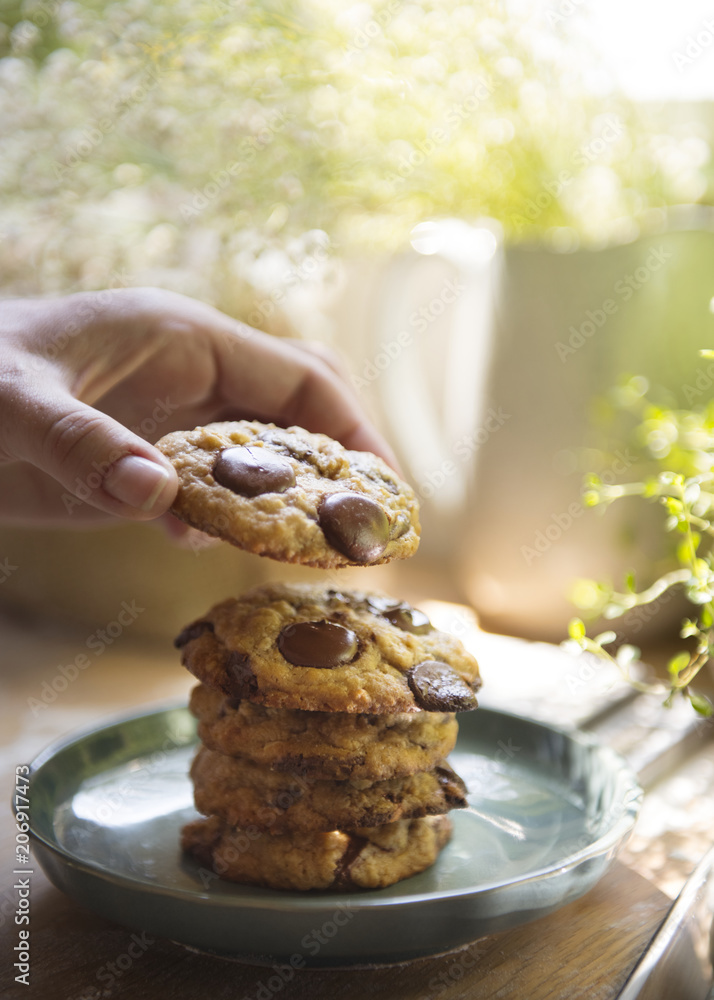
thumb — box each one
[6,386,178,520]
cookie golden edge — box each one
[175,582,481,715]
[181,814,453,891]
[155,420,421,568]
[188,683,460,781]
[189,745,468,834]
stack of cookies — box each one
[158,421,481,891]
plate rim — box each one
[22,699,643,912]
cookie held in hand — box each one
[156,420,420,567]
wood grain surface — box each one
[0,858,670,1000]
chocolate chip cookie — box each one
[156,420,420,567]
[189,684,459,781]
[176,583,481,714]
[190,745,466,833]
[181,813,453,890]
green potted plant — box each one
[567,357,714,716]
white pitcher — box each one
[328,212,714,641]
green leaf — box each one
[667,652,690,677]
[568,618,586,641]
[690,693,713,717]
[571,351,714,710]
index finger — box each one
[154,293,401,471]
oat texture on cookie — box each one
[178,584,478,890]
[169,420,477,891]
[156,420,421,567]
[175,583,481,714]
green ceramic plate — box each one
[24,703,641,967]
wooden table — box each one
[0,606,709,1000]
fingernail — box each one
[104,455,172,513]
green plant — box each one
[0,0,710,309]
[567,356,714,716]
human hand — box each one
[0,287,397,528]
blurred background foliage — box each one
[0,0,712,313]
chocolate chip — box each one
[334,833,368,889]
[277,620,359,668]
[407,660,479,712]
[384,606,432,634]
[325,589,357,607]
[390,511,411,539]
[174,620,214,648]
[226,650,257,697]
[435,762,468,806]
[365,596,432,634]
[213,446,295,497]
[365,595,399,614]
[318,492,389,563]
